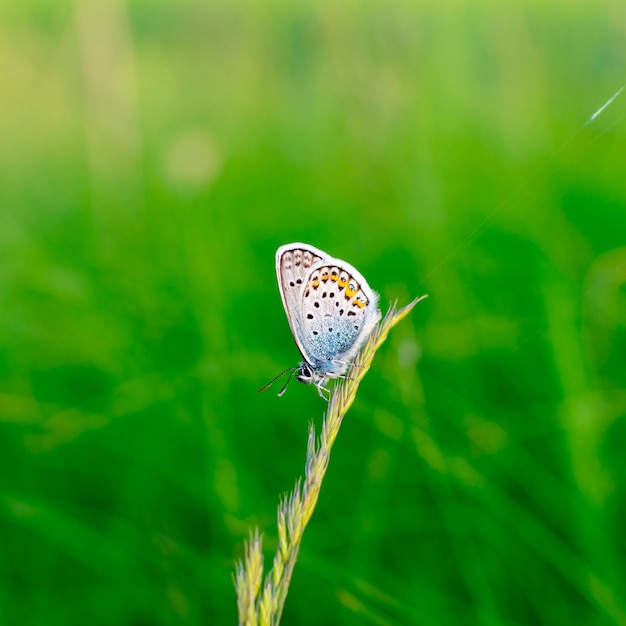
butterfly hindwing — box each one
[300,262,379,368]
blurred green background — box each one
[2,0,626,624]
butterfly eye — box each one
[297,364,314,384]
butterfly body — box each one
[274,243,381,397]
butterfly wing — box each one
[276,243,327,363]
[298,255,381,372]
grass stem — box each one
[235,296,428,625]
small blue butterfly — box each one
[260,243,381,398]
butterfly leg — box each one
[332,359,365,378]
[315,380,331,401]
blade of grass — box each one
[235,296,428,626]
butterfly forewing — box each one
[276,244,326,361]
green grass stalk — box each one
[234,296,428,626]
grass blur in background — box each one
[1,0,626,625]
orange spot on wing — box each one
[352,299,366,308]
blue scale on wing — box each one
[301,265,367,366]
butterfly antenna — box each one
[277,368,299,397]
[258,366,298,393]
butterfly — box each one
[260,243,381,398]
